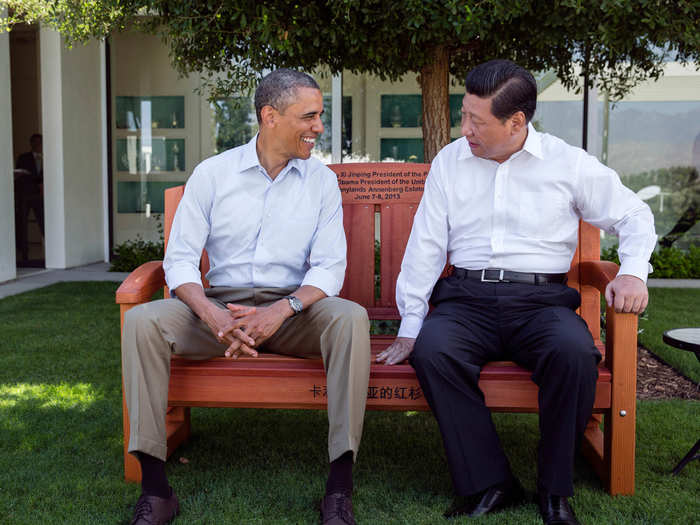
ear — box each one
[259,105,277,129]
[509,111,526,135]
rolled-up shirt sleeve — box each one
[396,161,449,338]
[163,166,213,294]
[575,151,657,282]
[300,170,347,297]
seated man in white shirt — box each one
[122,69,370,525]
[377,60,656,525]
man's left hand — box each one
[604,274,648,314]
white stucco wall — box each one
[41,28,105,268]
[0,20,17,282]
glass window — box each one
[110,31,199,245]
[115,96,185,129]
[340,71,464,162]
[317,95,353,158]
[532,101,583,148]
[603,100,700,252]
[211,97,258,154]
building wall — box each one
[61,40,105,266]
[0,20,16,282]
[41,28,105,268]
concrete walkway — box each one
[0,262,697,300]
[0,262,129,300]
[647,279,700,288]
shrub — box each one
[109,236,164,272]
[601,243,700,278]
[600,245,620,265]
[650,247,693,278]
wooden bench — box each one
[116,162,638,495]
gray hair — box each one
[254,68,320,123]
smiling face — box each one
[460,93,526,163]
[265,86,324,162]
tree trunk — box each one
[658,203,699,248]
[419,45,451,163]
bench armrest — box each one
[115,260,165,305]
[579,260,619,294]
[580,260,638,374]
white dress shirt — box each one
[396,124,657,338]
[164,135,346,297]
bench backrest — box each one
[163,162,601,340]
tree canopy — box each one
[4,0,699,161]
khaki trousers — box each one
[121,286,371,463]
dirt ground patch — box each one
[637,346,700,400]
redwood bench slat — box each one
[167,358,611,411]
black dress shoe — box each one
[320,492,356,525]
[444,479,525,518]
[130,489,179,525]
[537,493,580,525]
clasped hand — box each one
[215,302,289,359]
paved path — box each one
[0,263,697,300]
[0,263,129,300]
[647,279,700,288]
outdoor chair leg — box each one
[671,438,700,475]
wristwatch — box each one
[284,295,303,315]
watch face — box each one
[288,296,303,313]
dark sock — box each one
[136,452,170,499]
[326,451,353,496]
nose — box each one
[312,115,324,134]
[461,119,473,138]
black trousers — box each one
[13,178,44,262]
[409,274,601,497]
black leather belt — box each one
[453,267,567,285]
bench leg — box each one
[165,406,191,459]
[122,395,191,482]
[582,408,635,496]
[581,414,607,486]
[604,406,636,495]
[603,310,637,496]
[120,304,191,483]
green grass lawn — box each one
[0,282,698,524]
[638,288,700,383]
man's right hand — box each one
[172,283,258,359]
[206,303,258,359]
[375,337,416,365]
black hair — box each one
[254,69,320,123]
[465,60,537,122]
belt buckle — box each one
[480,269,504,282]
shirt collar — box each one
[240,134,305,177]
[457,136,474,161]
[239,134,260,172]
[521,122,544,160]
[456,122,544,162]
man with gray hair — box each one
[122,68,370,525]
